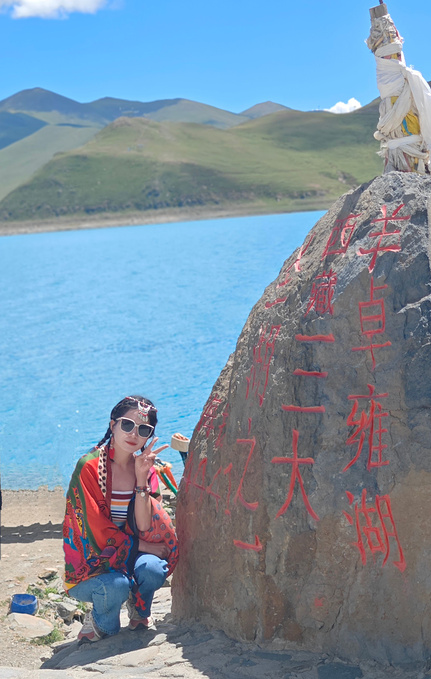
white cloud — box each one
[325,98,362,114]
[0,0,107,18]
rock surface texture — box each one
[173,172,431,666]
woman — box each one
[63,395,179,643]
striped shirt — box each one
[110,489,134,527]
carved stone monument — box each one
[173,172,431,665]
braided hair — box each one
[96,395,158,450]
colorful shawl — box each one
[127,497,179,576]
[63,445,179,590]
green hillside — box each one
[0,124,100,202]
[0,107,382,224]
[0,111,47,150]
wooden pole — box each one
[370,3,388,19]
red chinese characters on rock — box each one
[264,235,315,308]
[184,437,262,552]
[304,269,338,317]
[233,535,263,552]
[343,384,389,472]
[214,404,229,449]
[246,324,281,406]
[343,489,406,572]
[321,214,361,259]
[351,277,391,370]
[277,235,314,289]
[196,395,222,438]
[358,204,410,273]
[234,438,259,511]
[271,429,320,521]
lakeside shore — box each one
[0,487,67,669]
[0,199,330,237]
[0,488,426,678]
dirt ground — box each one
[0,487,66,669]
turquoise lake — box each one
[0,211,325,490]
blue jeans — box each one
[71,571,129,636]
[132,553,168,618]
[71,554,168,636]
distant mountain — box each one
[0,105,382,226]
[0,88,296,198]
[0,88,105,124]
[0,88,255,129]
[87,96,181,119]
[240,101,290,118]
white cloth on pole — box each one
[374,54,431,150]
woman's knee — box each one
[134,554,167,591]
[92,573,130,608]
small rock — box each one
[148,632,168,646]
[64,619,82,638]
[38,567,59,580]
[7,612,54,639]
[56,600,78,622]
[98,645,160,667]
[47,592,62,601]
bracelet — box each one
[135,486,151,497]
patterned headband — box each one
[126,397,157,422]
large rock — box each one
[173,172,431,666]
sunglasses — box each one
[115,417,154,438]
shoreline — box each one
[0,199,330,237]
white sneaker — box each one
[126,596,155,631]
[78,611,105,644]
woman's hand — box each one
[138,539,171,560]
[134,437,169,485]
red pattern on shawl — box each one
[63,448,137,589]
[63,446,179,589]
[138,497,179,576]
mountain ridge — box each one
[0,105,382,227]
[0,87,281,129]
[0,87,387,230]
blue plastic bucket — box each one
[10,593,38,615]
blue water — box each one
[0,211,324,490]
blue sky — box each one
[0,0,430,113]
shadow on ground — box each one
[1,522,63,543]
[41,610,367,679]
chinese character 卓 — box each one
[351,277,391,370]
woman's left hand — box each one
[134,437,169,485]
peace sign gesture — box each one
[134,437,169,486]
